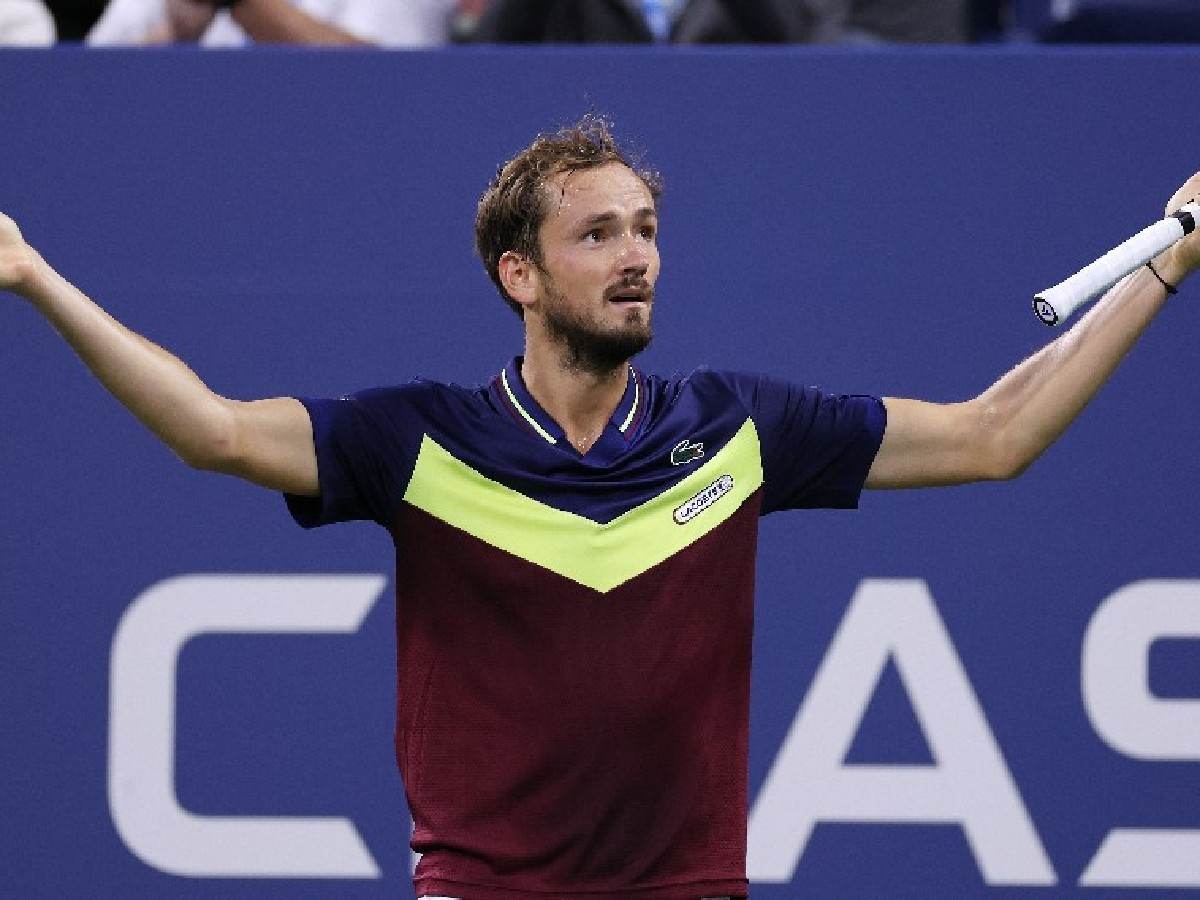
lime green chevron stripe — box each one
[403,419,764,593]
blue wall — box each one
[3,46,1200,898]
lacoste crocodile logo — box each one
[670,438,705,466]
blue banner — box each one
[3,46,1199,899]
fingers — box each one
[0,212,24,246]
[1165,171,1200,217]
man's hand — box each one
[0,212,39,299]
[1156,171,1200,285]
[868,170,1200,490]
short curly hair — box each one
[475,116,663,318]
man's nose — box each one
[618,236,650,275]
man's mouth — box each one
[606,284,651,305]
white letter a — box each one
[747,579,1055,886]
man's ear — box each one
[498,251,538,312]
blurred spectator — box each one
[0,0,56,44]
[807,0,968,43]
[968,0,1006,41]
[87,0,467,47]
[1017,0,1200,43]
[470,0,968,44]
[42,0,107,40]
[470,0,800,43]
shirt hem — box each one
[413,875,748,899]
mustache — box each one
[604,274,654,302]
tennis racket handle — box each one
[1033,200,1199,326]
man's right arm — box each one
[0,212,319,497]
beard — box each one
[540,280,653,377]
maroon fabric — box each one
[392,492,762,899]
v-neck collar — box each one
[496,357,644,458]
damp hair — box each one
[474,115,663,318]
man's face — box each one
[530,162,660,375]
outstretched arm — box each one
[0,213,319,496]
[865,172,1200,489]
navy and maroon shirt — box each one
[285,357,886,900]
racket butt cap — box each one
[1032,296,1059,326]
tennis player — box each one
[1,119,1197,899]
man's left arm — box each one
[866,171,1200,489]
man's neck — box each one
[520,343,629,454]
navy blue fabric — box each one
[285,360,885,529]
[286,388,429,529]
[710,370,887,513]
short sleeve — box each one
[711,370,886,514]
[284,387,424,529]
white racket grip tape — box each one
[1033,200,1199,326]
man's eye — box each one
[584,229,604,242]
[640,226,657,240]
